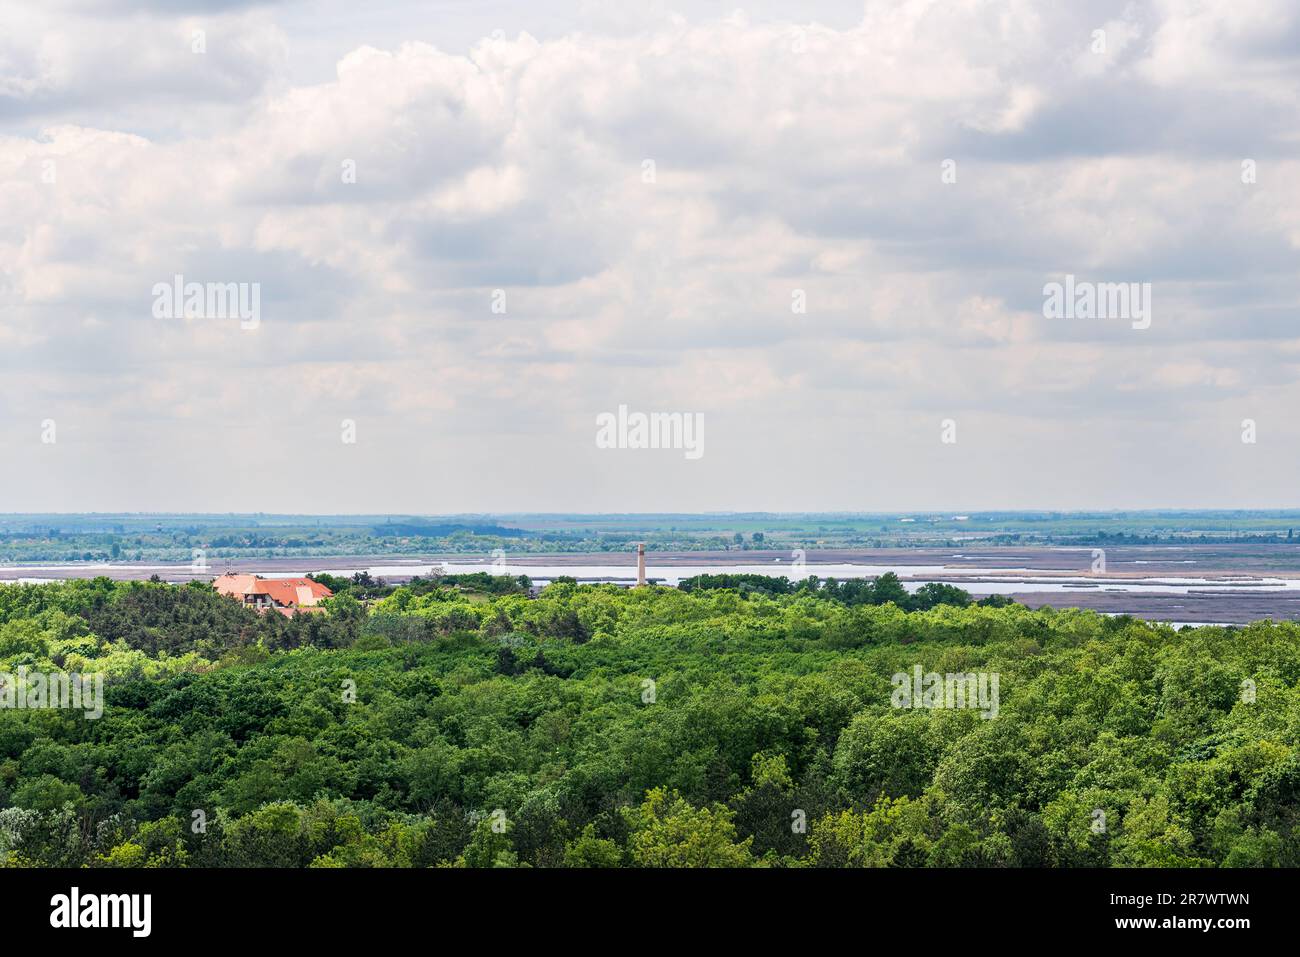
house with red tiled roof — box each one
[213,573,333,617]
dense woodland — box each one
[0,573,1296,867]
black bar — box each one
[5,866,1280,944]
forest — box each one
[0,574,1296,867]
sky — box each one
[2,0,1299,514]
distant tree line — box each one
[676,572,1016,612]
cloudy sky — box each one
[2,0,1299,513]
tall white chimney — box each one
[636,542,646,586]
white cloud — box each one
[1,0,1298,511]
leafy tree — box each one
[622,788,754,867]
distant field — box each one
[6,511,1300,565]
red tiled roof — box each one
[258,577,332,607]
[212,574,332,609]
[213,573,262,599]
